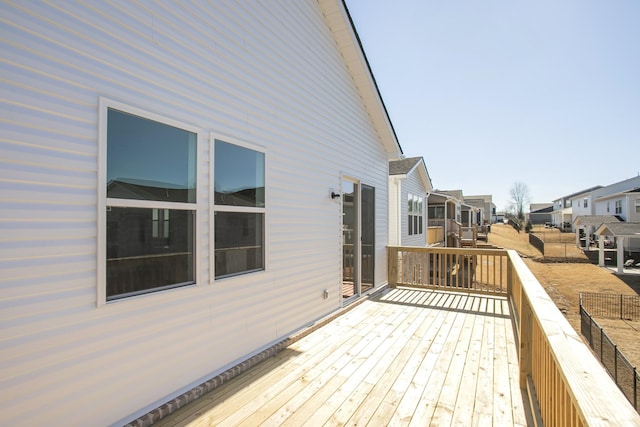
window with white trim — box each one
[636,199,640,213]
[214,139,265,278]
[408,193,423,236]
[103,106,197,301]
[615,200,622,214]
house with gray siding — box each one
[526,203,553,225]
[0,1,403,425]
[388,157,433,246]
[464,194,494,225]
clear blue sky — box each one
[345,0,640,212]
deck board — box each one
[154,288,528,427]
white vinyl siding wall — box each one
[0,2,394,425]
[388,177,401,246]
[402,174,427,247]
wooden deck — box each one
[154,288,529,426]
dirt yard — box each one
[487,223,640,368]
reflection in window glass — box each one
[105,106,197,301]
[107,109,197,203]
[214,140,265,278]
[215,140,265,207]
[106,207,194,300]
[214,212,263,278]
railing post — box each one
[519,296,533,389]
[506,257,513,299]
[634,367,638,410]
[620,294,623,320]
[388,246,398,288]
[615,345,618,383]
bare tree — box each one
[509,181,530,221]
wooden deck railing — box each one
[388,246,640,426]
[387,246,507,294]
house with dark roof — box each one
[572,176,640,252]
[571,176,640,224]
[526,203,553,225]
[550,186,602,231]
[388,157,433,246]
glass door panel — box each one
[342,181,356,300]
[361,184,375,293]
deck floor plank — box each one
[266,303,426,426]
[428,302,480,425]
[471,303,496,426]
[180,303,398,427]
[153,288,528,427]
[220,302,405,426]
[367,305,451,426]
[451,304,487,425]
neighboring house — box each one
[550,186,602,231]
[0,2,403,426]
[592,177,640,253]
[465,194,495,225]
[574,215,621,249]
[462,199,484,225]
[595,222,640,272]
[461,201,480,226]
[526,203,553,225]
[428,190,463,247]
[594,186,640,222]
[572,176,640,253]
[388,157,433,246]
[571,176,640,224]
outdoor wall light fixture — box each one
[331,191,341,199]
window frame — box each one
[97,98,201,305]
[407,193,424,236]
[210,134,267,280]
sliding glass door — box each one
[342,180,375,301]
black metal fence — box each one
[580,305,639,411]
[528,233,544,255]
[528,231,586,260]
[581,292,640,321]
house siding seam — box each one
[0,1,395,425]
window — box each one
[214,140,265,278]
[636,199,640,213]
[408,195,413,235]
[408,194,423,236]
[428,205,445,219]
[103,106,197,301]
[615,200,622,214]
[583,198,588,208]
[607,201,610,213]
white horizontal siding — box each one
[401,172,429,247]
[0,1,394,425]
